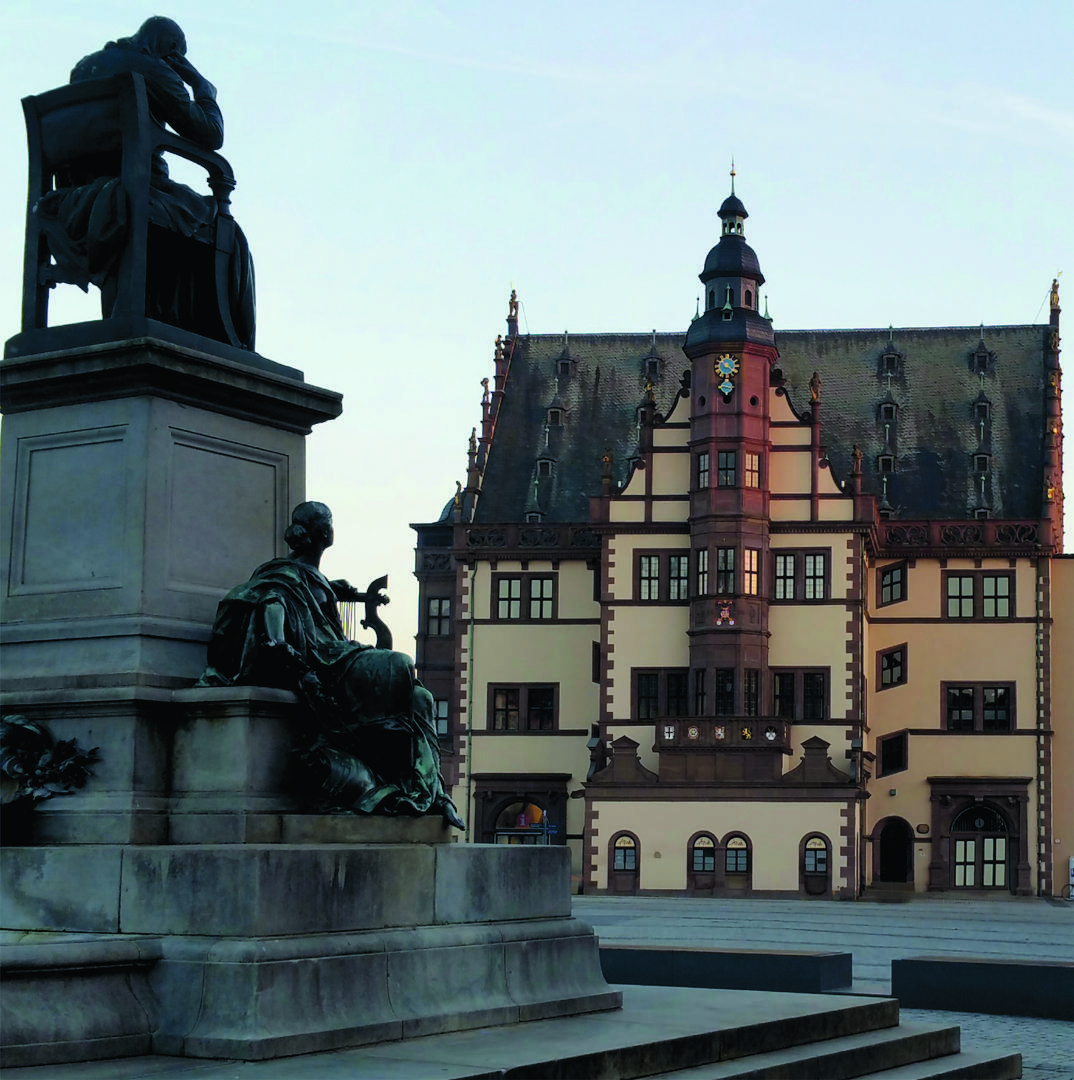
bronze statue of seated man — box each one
[199,501,464,828]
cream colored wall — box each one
[769,452,812,494]
[817,498,854,520]
[558,562,600,620]
[470,733,587,778]
[591,800,847,892]
[867,622,1036,737]
[767,606,849,671]
[470,623,597,718]
[1049,557,1074,895]
[770,499,812,521]
[610,500,646,522]
[769,426,809,446]
[653,501,690,522]
[869,557,1037,619]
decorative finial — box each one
[494,334,504,362]
[694,297,700,321]
[730,157,736,195]
[508,289,519,318]
[1051,275,1061,311]
[453,480,463,509]
[810,370,822,402]
[469,428,477,455]
[481,377,490,404]
[763,294,771,321]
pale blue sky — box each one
[3,1,1071,646]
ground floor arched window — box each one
[608,831,640,893]
[722,833,753,894]
[800,833,832,896]
[686,831,717,895]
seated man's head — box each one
[285,501,333,555]
[135,16,187,59]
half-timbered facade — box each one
[413,190,1068,898]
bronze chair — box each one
[20,72,243,348]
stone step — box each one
[640,1022,960,1078]
[852,1050,1023,1079]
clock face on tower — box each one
[715,353,740,396]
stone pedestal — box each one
[0,321,342,694]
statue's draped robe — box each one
[199,558,448,816]
[34,35,255,348]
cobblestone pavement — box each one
[573,895,1074,1078]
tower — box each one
[678,179,782,780]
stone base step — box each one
[646,1021,961,1079]
[853,1050,1023,1079]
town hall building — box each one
[412,188,1070,899]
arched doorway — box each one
[876,817,914,883]
[951,804,1010,890]
[492,800,552,844]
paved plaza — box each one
[574,894,1074,1079]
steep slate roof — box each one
[472,324,1049,524]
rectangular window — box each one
[946,686,975,731]
[636,673,659,720]
[494,573,557,621]
[774,672,795,719]
[497,577,521,620]
[772,669,828,721]
[697,451,710,489]
[943,571,1014,620]
[745,452,760,488]
[878,731,907,776]
[802,672,826,720]
[946,575,974,619]
[696,549,709,596]
[527,687,555,730]
[639,555,660,601]
[982,575,1010,619]
[805,845,829,874]
[666,672,689,717]
[716,547,735,595]
[669,555,689,601]
[879,563,906,606]
[693,669,707,715]
[743,669,760,717]
[982,686,1011,731]
[774,553,796,601]
[634,669,690,720]
[717,450,737,487]
[529,576,553,619]
[879,645,907,689]
[433,698,450,737]
[743,548,760,595]
[489,685,558,732]
[426,597,452,635]
[492,687,520,730]
[714,668,735,717]
[726,842,748,873]
[804,553,827,600]
[943,683,1015,732]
